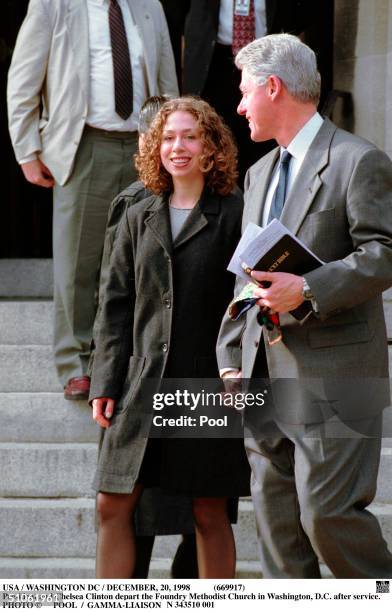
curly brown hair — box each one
[135,97,238,196]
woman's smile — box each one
[161,110,204,180]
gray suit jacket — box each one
[7,0,178,185]
[217,118,392,421]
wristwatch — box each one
[302,278,314,301]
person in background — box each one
[89,97,250,578]
[7,0,178,400]
[90,94,198,580]
[217,33,392,578]
[181,0,315,181]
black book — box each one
[227,220,324,322]
[246,233,322,321]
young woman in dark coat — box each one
[90,97,250,578]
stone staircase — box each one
[0,259,391,579]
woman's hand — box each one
[92,397,116,429]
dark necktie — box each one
[232,0,256,56]
[268,150,292,223]
[109,0,133,120]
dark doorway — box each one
[1,0,52,258]
[2,1,334,259]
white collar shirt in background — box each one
[261,112,324,227]
[86,0,147,131]
[217,0,267,45]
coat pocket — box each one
[116,355,146,415]
[307,322,371,349]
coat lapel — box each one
[280,118,337,235]
[144,196,173,257]
[66,0,90,100]
[173,189,218,249]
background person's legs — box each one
[53,128,137,387]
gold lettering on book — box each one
[269,250,290,272]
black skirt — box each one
[138,437,251,498]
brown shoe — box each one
[64,376,90,400]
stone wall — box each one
[334,0,392,158]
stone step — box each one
[378,448,392,504]
[1,440,391,501]
[0,394,390,446]
[0,499,96,558]
[384,300,392,339]
[0,393,96,443]
[0,260,53,298]
[0,498,390,562]
[0,346,61,392]
[0,298,390,344]
[0,443,97,498]
[0,498,257,560]
[1,346,391,391]
[0,557,263,579]
[0,558,95,579]
[0,301,390,395]
[0,301,53,345]
[0,261,391,305]
[0,342,391,394]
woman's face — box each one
[160,111,204,182]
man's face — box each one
[237,69,273,142]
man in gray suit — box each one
[217,33,392,577]
[7,0,178,399]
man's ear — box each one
[267,75,282,100]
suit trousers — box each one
[53,126,138,385]
[245,415,392,578]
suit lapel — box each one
[280,118,337,235]
[127,0,155,95]
[145,196,173,258]
[66,0,90,100]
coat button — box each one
[162,343,168,352]
[254,341,259,347]
[164,298,171,309]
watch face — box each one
[305,289,314,300]
[303,284,314,300]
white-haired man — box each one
[217,33,392,577]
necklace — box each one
[168,194,199,210]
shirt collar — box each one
[284,112,324,163]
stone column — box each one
[334,0,392,157]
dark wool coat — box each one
[89,188,248,493]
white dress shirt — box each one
[86,0,147,131]
[261,112,324,227]
[217,0,267,45]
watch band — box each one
[302,277,314,301]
